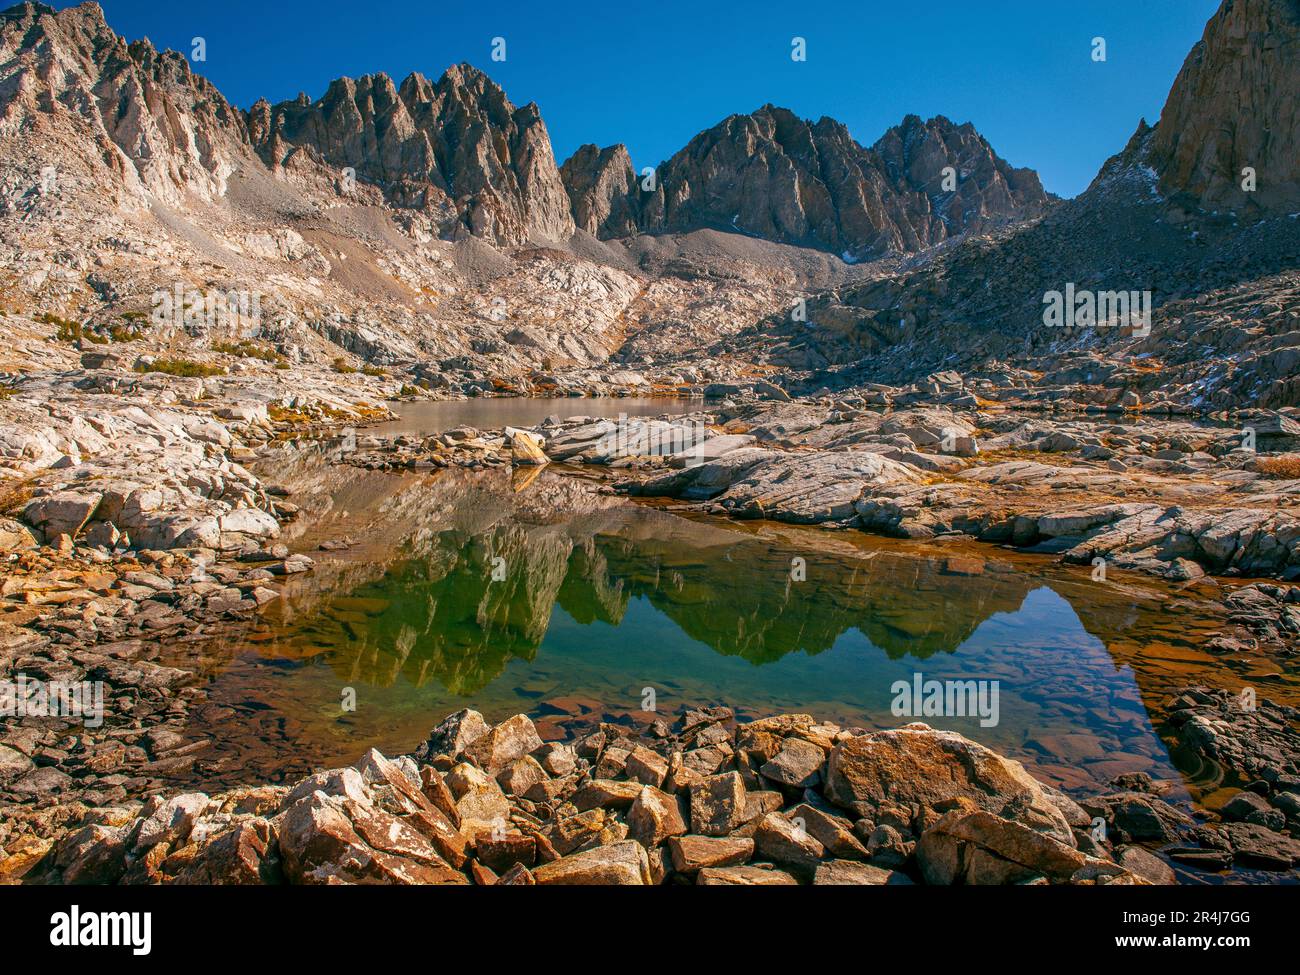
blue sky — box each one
[68,0,1221,198]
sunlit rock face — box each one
[617,106,1052,260]
[251,64,576,246]
[1149,0,1300,213]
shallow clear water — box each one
[168,465,1298,810]
[366,396,698,437]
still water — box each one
[366,397,698,437]
[165,463,1297,813]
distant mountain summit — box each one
[2,0,1294,408]
[743,0,1300,398]
[248,64,575,245]
[561,107,1052,260]
[871,114,1053,239]
[0,0,248,208]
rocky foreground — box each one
[4,695,1298,886]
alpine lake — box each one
[156,400,1300,827]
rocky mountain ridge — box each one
[0,0,1297,409]
[248,65,576,246]
[1,1,1051,258]
[727,0,1300,399]
[562,107,1054,260]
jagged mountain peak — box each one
[1149,0,1300,212]
[439,61,503,93]
[250,59,574,244]
[559,143,639,238]
[1,1,1053,257]
[594,102,1052,258]
[872,113,1052,224]
[0,0,248,207]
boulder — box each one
[445,763,511,835]
[753,812,825,872]
[689,772,748,836]
[813,860,905,885]
[56,824,129,884]
[133,793,209,851]
[787,802,870,860]
[23,490,101,538]
[627,786,688,848]
[667,835,754,873]
[918,809,1098,885]
[462,714,543,774]
[760,738,826,788]
[824,724,1074,843]
[279,791,465,885]
[504,427,548,465]
[532,840,651,885]
[422,709,491,759]
[696,865,798,885]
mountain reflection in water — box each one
[175,466,1290,802]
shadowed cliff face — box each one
[559,143,641,238]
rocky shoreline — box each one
[0,348,1289,883]
[339,387,1300,583]
[6,693,1299,885]
[2,363,1299,884]
[0,364,392,824]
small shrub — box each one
[361,364,387,377]
[133,358,225,378]
[39,312,143,344]
[213,339,284,363]
[332,357,357,374]
[38,312,82,343]
[105,322,144,342]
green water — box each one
[173,467,1290,804]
